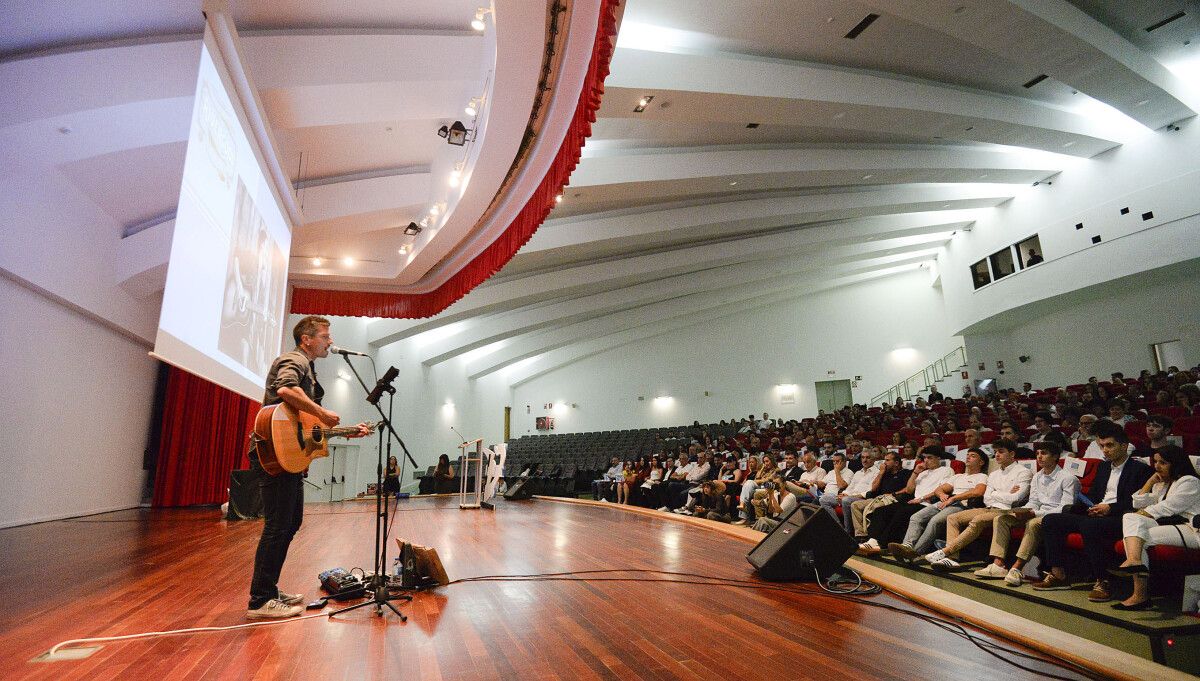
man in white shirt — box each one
[976,441,1079,584]
[819,450,878,533]
[859,447,955,554]
[593,457,624,501]
[788,452,827,501]
[924,439,1033,569]
[890,448,989,560]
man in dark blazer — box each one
[1032,421,1152,601]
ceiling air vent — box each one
[1146,11,1186,33]
[1022,74,1049,89]
[844,14,880,40]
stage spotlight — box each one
[471,8,489,31]
[437,125,449,139]
[342,257,354,267]
[446,121,469,146]
[312,257,322,266]
[404,222,422,236]
[465,97,481,116]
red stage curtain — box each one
[153,366,260,507]
[290,0,621,320]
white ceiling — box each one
[3,0,1198,383]
[359,0,1200,385]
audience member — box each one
[979,441,1079,585]
[857,446,954,556]
[1034,421,1153,602]
[923,439,1033,569]
[1108,446,1200,609]
[850,451,912,540]
[889,447,988,560]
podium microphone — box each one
[450,426,468,445]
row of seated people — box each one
[853,421,1198,610]
[593,420,1198,611]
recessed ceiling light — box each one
[429,205,440,216]
[1062,141,1075,148]
[861,174,873,180]
[942,204,951,208]
[312,257,322,266]
[342,257,354,266]
[634,95,654,113]
[832,112,845,120]
[1134,99,1150,108]
[979,173,988,179]
[728,181,738,186]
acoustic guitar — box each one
[253,403,377,475]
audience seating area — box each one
[496,365,1200,610]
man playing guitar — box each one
[246,315,370,619]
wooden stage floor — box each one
[0,496,1113,680]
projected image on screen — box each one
[153,29,293,401]
[218,179,286,377]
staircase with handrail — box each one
[869,347,968,407]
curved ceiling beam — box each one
[860,0,1196,129]
[504,264,931,388]
[569,145,1066,187]
[521,184,1011,256]
[494,261,936,385]
[464,241,947,380]
[365,207,969,347]
[605,47,1122,153]
[419,214,970,365]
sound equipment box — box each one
[226,469,263,520]
[504,477,532,500]
[746,503,857,580]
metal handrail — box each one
[869,346,968,407]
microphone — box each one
[330,345,369,357]
[451,426,468,444]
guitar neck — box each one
[322,422,378,438]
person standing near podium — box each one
[245,315,370,620]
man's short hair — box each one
[293,315,330,345]
[1034,441,1063,459]
[921,445,947,459]
[1108,398,1126,411]
[1147,413,1174,431]
[992,438,1018,453]
[966,447,989,464]
[1092,419,1129,444]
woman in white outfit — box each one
[1108,445,1200,610]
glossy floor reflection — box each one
[0,497,1089,680]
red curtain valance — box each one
[152,366,260,507]
[290,0,620,319]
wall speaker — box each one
[746,504,857,580]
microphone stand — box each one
[327,356,412,621]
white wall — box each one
[963,266,1200,391]
[0,275,159,528]
[939,118,1200,336]
[508,269,963,435]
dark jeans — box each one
[1041,512,1122,580]
[248,457,304,608]
[866,501,925,544]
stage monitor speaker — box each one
[746,503,857,580]
[226,469,263,519]
[504,477,532,500]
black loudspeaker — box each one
[746,503,857,580]
[226,469,263,519]
[504,477,532,500]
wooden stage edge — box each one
[533,495,1192,681]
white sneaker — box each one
[247,598,303,620]
[657,506,671,512]
[974,563,1008,579]
[929,557,961,571]
[922,549,945,564]
[598,498,609,503]
[863,538,880,550]
[277,590,304,605]
[1004,567,1024,587]
[731,519,748,526]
